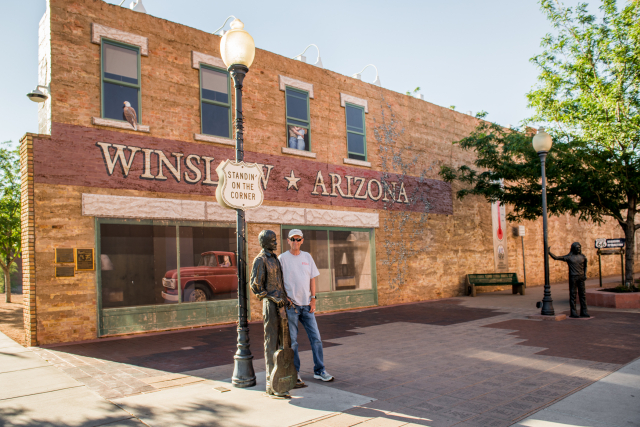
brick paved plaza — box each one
[0,278,633,426]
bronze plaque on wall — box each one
[75,249,95,271]
[55,248,74,263]
[55,266,75,278]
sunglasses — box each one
[290,238,303,242]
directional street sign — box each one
[594,238,625,249]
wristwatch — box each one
[310,295,316,299]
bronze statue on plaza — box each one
[250,230,296,397]
[549,242,590,318]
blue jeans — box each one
[288,136,298,149]
[286,305,325,375]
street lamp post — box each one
[220,18,257,388]
[532,127,555,316]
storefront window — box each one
[281,227,373,292]
[330,230,372,291]
[100,224,176,308]
[178,226,236,303]
[100,223,235,309]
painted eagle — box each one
[123,101,137,131]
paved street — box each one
[1,276,639,426]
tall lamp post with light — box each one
[532,127,555,316]
[220,18,257,388]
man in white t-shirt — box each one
[279,229,334,387]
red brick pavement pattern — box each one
[27,299,640,426]
[38,300,503,373]
[307,316,626,427]
[29,300,504,401]
[485,310,640,364]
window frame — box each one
[100,38,142,123]
[285,86,311,151]
[199,63,232,139]
[345,102,367,161]
[280,225,377,297]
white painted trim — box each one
[340,93,368,113]
[279,75,314,98]
[305,209,379,228]
[91,23,148,56]
[343,158,372,168]
[92,117,150,133]
[281,147,317,159]
[191,51,226,70]
[82,194,379,228]
[194,133,235,146]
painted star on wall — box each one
[284,170,301,190]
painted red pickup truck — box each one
[161,251,237,303]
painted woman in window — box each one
[288,126,305,150]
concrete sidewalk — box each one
[0,276,638,426]
[0,331,141,426]
[0,329,373,426]
[513,357,640,427]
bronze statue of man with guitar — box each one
[250,230,297,398]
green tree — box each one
[0,141,20,303]
[406,87,421,96]
[440,0,640,284]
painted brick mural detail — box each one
[34,123,452,215]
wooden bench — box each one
[467,273,525,297]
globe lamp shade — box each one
[532,127,553,153]
[220,19,255,68]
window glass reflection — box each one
[281,228,372,293]
[100,224,237,308]
[103,43,138,84]
[330,231,372,291]
[176,227,237,303]
[103,82,139,122]
[202,103,230,138]
[100,224,176,308]
[201,67,229,103]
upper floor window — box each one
[286,87,310,151]
[101,40,141,122]
[200,65,231,138]
[346,103,366,161]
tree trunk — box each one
[3,266,10,303]
[624,202,637,286]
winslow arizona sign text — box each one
[32,124,453,215]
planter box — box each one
[586,288,640,309]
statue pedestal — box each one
[527,314,567,321]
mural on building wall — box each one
[287,125,308,151]
[374,96,434,290]
[32,124,453,215]
[492,200,509,272]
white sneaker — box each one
[313,371,334,382]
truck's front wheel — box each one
[184,283,211,302]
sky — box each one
[0,0,591,149]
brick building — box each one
[21,0,629,346]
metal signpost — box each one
[595,238,626,287]
[518,226,526,288]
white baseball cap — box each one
[288,229,304,239]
